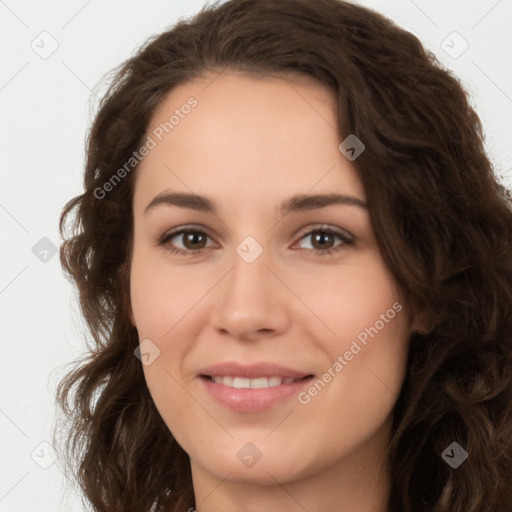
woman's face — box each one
[129,72,415,491]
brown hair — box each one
[53,0,512,510]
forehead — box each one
[134,71,366,210]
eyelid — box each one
[293,224,355,244]
[157,224,218,247]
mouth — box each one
[200,374,314,389]
[198,372,316,413]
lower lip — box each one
[199,376,314,413]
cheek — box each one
[311,253,406,343]
[129,248,200,335]
[130,266,159,335]
[306,256,410,413]
[129,254,195,431]
[299,307,409,458]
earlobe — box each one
[123,291,136,327]
[396,295,432,335]
[119,258,136,327]
[128,307,136,327]
[411,311,433,335]
[412,322,430,336]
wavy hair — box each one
[53,0,512,510]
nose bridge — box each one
[209,232,290,338]
[227,233,273,302]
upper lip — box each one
[199,362,314,379]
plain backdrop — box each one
[1,0,511,510]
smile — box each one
[199,374,315,413]
[205,375,310,388]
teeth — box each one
[233,377,251,388]
[268,376,282,387]
[210,376,301,388]
[251,377,269,388]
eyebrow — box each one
[144,191,368,216]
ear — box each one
[119,258,136,327]
[410,309,433,335]
[128,306,136,327]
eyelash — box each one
[157,225,354,257]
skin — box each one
[129,71,419,512]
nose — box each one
[209,242,291,341]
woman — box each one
[53,0,512,510]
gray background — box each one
[1,0,511,510]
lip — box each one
[198,362,315,413]
[199,361,312,379]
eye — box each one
[157,224,354,257]
[158,226,215,256]
[292,225,354,257]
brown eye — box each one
[159,228,214,255]
[310,231,336,250]
[180,231,208,250]
[158,225,354,257]
[294,226,354,257]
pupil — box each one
[186,231,204,248]
[314,232,332,249]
